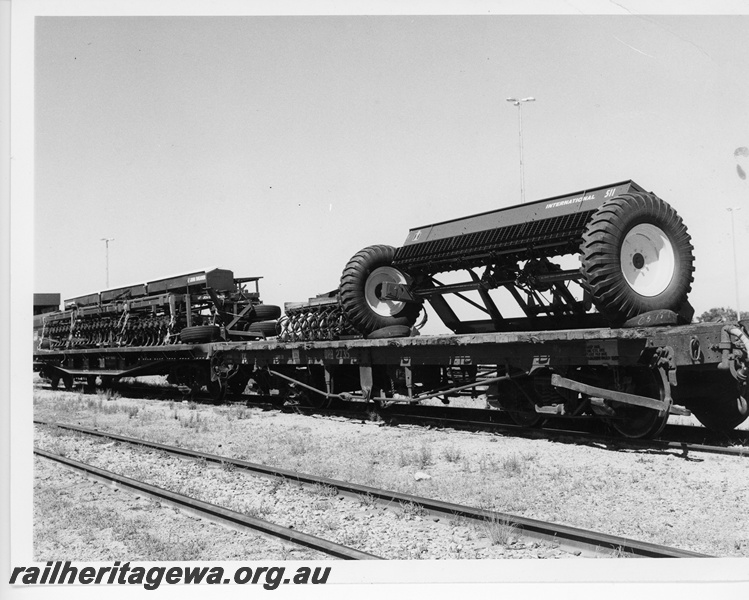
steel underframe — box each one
[34,322,743,416]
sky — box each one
[29,7,749,334]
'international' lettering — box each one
[545,194,596,209]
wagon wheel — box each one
[299,390,331,409]
[183,378,202,399]
[609,404,667,439]
[606,367,669,439]
[688,375,748,432]
[506,409,544,428]
[62,374,75,391]
[492,375,545,428]
[279,385,329,409]
[339,245,422,335]
[580,192,694,322]
[228,372,251,395]
[206,378,227,404]
[281,366,330,409]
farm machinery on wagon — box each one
[283,180,695,340]
[34,268,282,350]
[34,180,749,439]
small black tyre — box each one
[580,192,694,322]
[507,410,545,428]
[251,304,282,321]
[340,245,422,335]
[180,325,222,344]
[248,320,278,337]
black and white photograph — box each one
[3,0,749,598]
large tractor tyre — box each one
[339,245,422,335]
[251,304,282,321]
[180,325,222,344]
[580,192,694,322]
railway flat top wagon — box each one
[33,317,749,439]
[32,180,748,439]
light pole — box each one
[101,237,114,287]
[726,208,741,320]
[506,96,535,202]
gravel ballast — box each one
[34,427,578,560]
[34,455,326,562]
[32,384,749,559]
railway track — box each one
[35,447,380,560]
[346,404,749,459]
[35,420,709,559]
[36,378,749,458]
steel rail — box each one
[275,400,749,459]
[34,446,381,561]
[35,421,708,558]
[361,405,749,459]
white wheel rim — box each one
[364,267,408,316]
[620,223,675,297]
